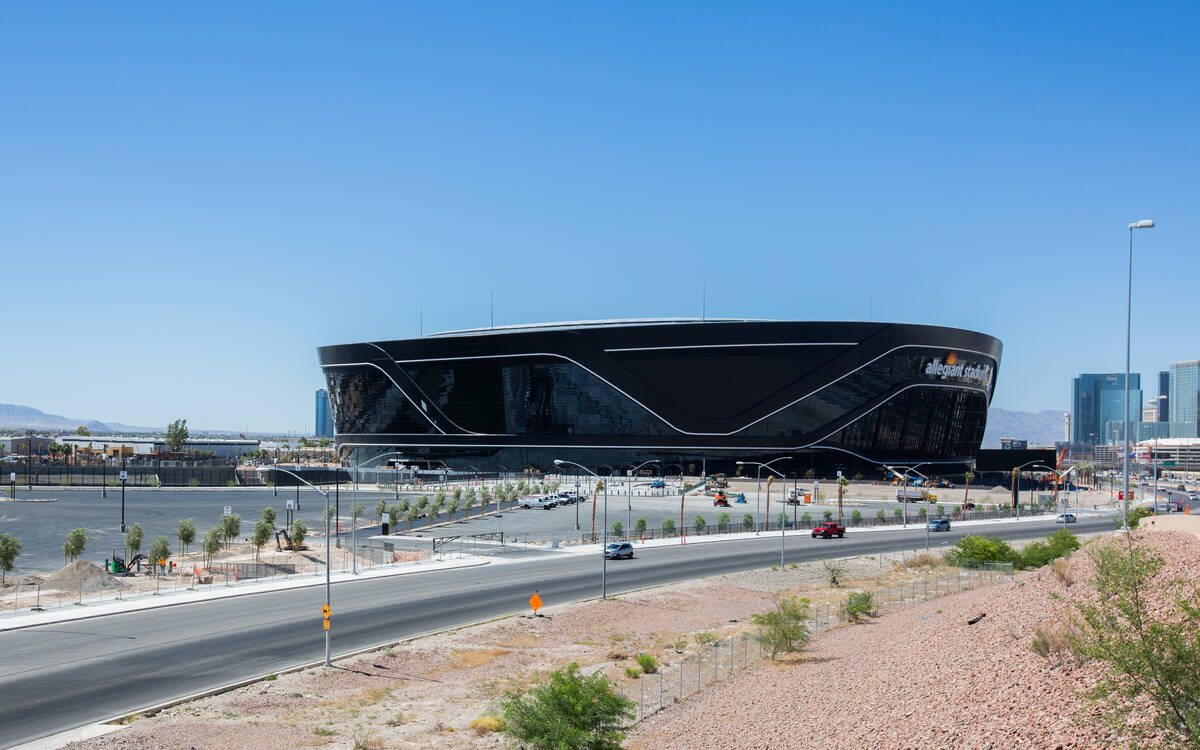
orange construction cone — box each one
[1187,504,1190,515]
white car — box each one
[518,496,555,509]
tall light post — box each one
[625,460,659,533]
[884,463,930,527]
[554,459,610,600]
[262,466,332,666]
[736,457,792,534]
[1012,459,1044,518]
[1124,219,1155,532]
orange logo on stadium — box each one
[945,352,958,365]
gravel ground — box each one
[629,529,1199,750]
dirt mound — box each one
[44,560,120,591]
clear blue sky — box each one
[2,2,1197,433]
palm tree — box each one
[963,471,974,509]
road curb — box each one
[0,557,491,633]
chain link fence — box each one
[622,560,1013,724]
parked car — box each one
[811,521,846,539]
[518,496,555,509]
[604,542,634,559]
[1055,513,1077,524]
[926,518,951,532]
[649,480,665,489]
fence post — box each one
[659,668,663,712]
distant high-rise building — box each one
[1158,370,1170,422]
[315,389,334,438]
[1168,361,1200,438]
[1071,373,1141,445]
[1143,403,1159,423]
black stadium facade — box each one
[317,319,1001,477]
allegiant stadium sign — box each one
[923,352,993,387]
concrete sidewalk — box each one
[540,510,1112,557]
[0,554,490,632]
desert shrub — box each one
[611,521,623,537]
[875,509,886,523]
[822,510,833,522]
[634,517,647,534]
[823,560,847,587]
[717,512,730,530]
[694,515,706,532]
[751,595,811,659]
[694,631,715,646]
[624,666,640,679]
[1030,622,1074,658]
[469,715,504,735]
[893,508,903,521]
[500,661,634,750]
[944,534,1019,568]
[1067,537,1200,745]
[850,510,862,526]
[1050,557,1077,586]
[1020,529,1081,569]
[801,512,812,527]
[1122,505,1154,530]
[841,591,877,622]
[917,507,928,521]
[662,518,676,535]
[742,513,754,531]
[635,653,659,674]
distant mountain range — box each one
[981,407,1066,448]
[0,403,159,434]
[1,400,1065,447]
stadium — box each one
[317,319,1002,477]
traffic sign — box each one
[9,472,15,482]
[119,470,127,482]
[322,620,330,630]
[223,506,233,516]
[158,558,166,567]
[286,499,296,511]
[321,604,331,618]
[529,592,542,613]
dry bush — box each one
[1030,621,1076,658]
[905,553,946,570]
[450,648,510,669]
[469,714,504,735]
[1049,557,1078,586]
[606,649,629,661]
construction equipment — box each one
[705,474,728,491]
[275,528,308,551]
[106,549,146,575]
[713,491,730,507]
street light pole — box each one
[625,460,659,534]
[267,467,331,666]
[1124,219,1154,532]
[554,459,609,600]
[736,457,792,534]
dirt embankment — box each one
[630,530,1199,750]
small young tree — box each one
[386,504,401,528]
[375,499,387,523]
[662,518,676,536]
[893,507,903,522]
[918,507,928,521]
[0,533,21,584]
[125,523,145,563]
[500,661,634,750]
[611,521,623,537]
[717,512,731,531]
[417,495,429,512]
[634,517,647,535]
[875,509,886,524]
[436,490,447,508]
[694,515,706,532]
[221,513,241,548]
[448,497,460,519]
[804,468,815,480]
[352,501,365,529]
[453,487,463,505]
[850,509,862,526]
[406,505,419,529]
[752,596,811,659]
[480,487,492,511]
[148,535,171,572]
[202,527,222,566]
[64,527,89,563]
[261,506,277,526]
[177,517,197,556]
[290,518,308,547]
[742,513,754,531]
[801,512,812,527]
[252,520,272,561]
[466,492,478,518]
[465,488,477,514]
[841,591,877,622]
[822,510,833,522]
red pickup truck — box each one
[811,521,846,539]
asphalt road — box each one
[0,515,1114,747]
